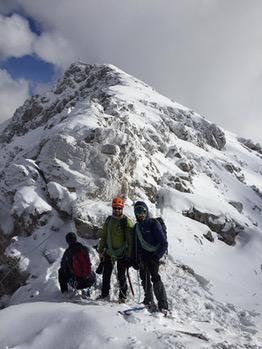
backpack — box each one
[151,217,168,255]
[72,247,91,279]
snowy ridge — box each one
[0,62,262,348]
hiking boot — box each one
[146,302,158,313]
[142,297,153,306]
[159,308,169,316]
[118,297,127,304]
[158,300,169,312]
[96,294,110,301]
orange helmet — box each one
[112,197,125,208]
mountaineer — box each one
[97,197,134,302]
[58,232,96,298]
[133,201,169,313]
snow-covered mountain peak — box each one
[0,61,262,348]
[1,61,226,152]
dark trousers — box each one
[101,257,128,299]
[139,257,168,310]
[58,268,96,293]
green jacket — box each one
[98,215,134,258]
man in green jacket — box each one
[97,197,134,302]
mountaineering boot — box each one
[146,301,158,313]
[118,296,127,304]
[96,294,110,301]
[159,308,169,316]
[142,294,154,306]
[153,280,169,311]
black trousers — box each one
[139,257,168,310]
[58,268,96,293]
[101,257,128,298]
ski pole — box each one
[127,268,135,297]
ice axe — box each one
[127,268,134,297]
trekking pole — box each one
[136,270,141,303]
[127,268,134,297]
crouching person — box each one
[133,201,169,313]
[58,232,96,297]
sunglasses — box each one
[113,207,123,211]
[134,207,147,215]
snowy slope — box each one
[0,62,262,348]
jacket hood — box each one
[134,201,148,210]
[134,201,149,221]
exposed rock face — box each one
[160,173,192,193]
[229,201,244,213]
[251,185,262,199]
[165,145,182,159]
[162,112,226,151]
[238,137,262,155]
[0,64,122,143]
[224,162,246,183]
[204,123,226,150]
[0,233,28,302]
[183,207,244,245]
[75,219,102,240]
[101,144,120,155]
[175,158,194,173]
[203,231,214,242]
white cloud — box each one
[34,32,75,68]
[0,0,262,143]
[0,69,29,122]
[0,13,73,68]
[0,14,36,58]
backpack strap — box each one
[135,223,159,252]
[106,216,128,259]
[120,216,128,236]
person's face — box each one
[135,206,147,221]
[113,206,123,217]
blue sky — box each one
[0,55,56,92]
[0,1,262,144]
[0,13,58,94]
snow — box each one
[0,291,261,349]
[12,186,52,217]
[0,62,262,348]
[0,301,206,349]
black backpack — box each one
[151,217,168,255]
